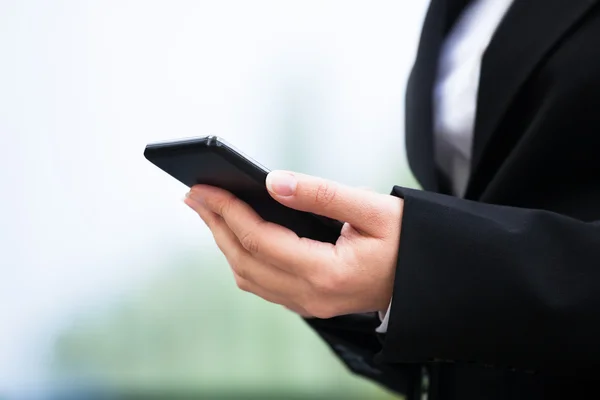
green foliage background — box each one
[50,252,400,399]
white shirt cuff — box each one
[376,298,393,334]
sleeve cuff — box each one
[376,298,393,333]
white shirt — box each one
[377,0,514,333]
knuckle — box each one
[234,274,250,292]
[314,181,337,207]
[226,248,243,271]
[240,231,260,254]
[218,196,237,217]
[227,249,249,279]
[231,260,248,281]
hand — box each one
[184,171,403,319]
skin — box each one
[184,170,404,319]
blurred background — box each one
[0,0,427,398]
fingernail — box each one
[266,171,297,196]
[186,190,205,205]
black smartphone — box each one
[144,135,342,244]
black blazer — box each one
[306,0,600,399]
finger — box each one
[233,271,309,314]
[232,271,288,305]
[186,194,314,312]
[187,185,335,276]
[188,193,310,294]
[184,194,220,228]
[265,171,400,237]
[227,247,303,302]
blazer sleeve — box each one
[379,186,600,375]
[304,314,422,398]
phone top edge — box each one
[218,138,271,174]
[146,135,212,148]
[144,135,271,174]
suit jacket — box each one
[306,0,600,399]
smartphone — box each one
[144,135,342,244]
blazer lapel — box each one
[466,0,599,197]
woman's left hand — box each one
[184,171,404,319]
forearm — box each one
[379,187,600,374]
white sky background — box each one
[0,0,428,391]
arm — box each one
[380,187,600,375]
[183,167,600,391]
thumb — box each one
[265,171,398,236]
